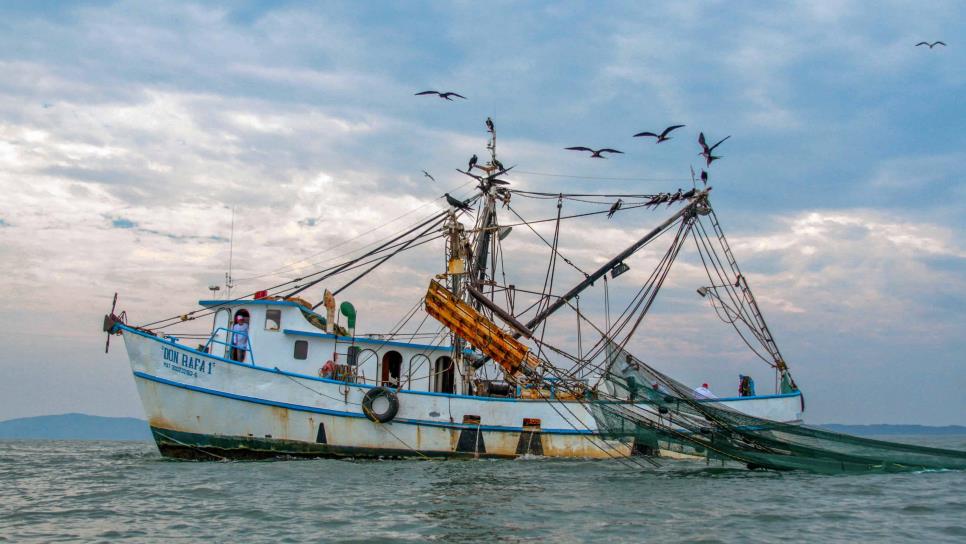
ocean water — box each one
[1,438,965,543]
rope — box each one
[513,170,691,182]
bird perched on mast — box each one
[444,193,473,211]
[486,117,495,132]
[468,154,478,171]
[633,124,685,143]
[607,199,623,219]
[565,146,624,159]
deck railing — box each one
[203,327,255,365]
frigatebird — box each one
[422,170,436,182]
[565,146,624,159]
[493,158,505,172]
[468,154,478,170]
[701,170,708,186]
[698,132,730,167]
[666,189,683,206]
[444,193,473,211]
[645,193,664,208]
[486,117,495,132]
[415,90,467,100]
[916,41,946,49]
[607,199,623,219]
[633,124,685,143]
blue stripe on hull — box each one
[133,371,595,435]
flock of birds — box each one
[418,37,946,218]
[564,126,730,165]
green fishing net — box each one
[588,348,966,474]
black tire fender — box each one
[362,387,399,423]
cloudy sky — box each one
[0,1,963,425]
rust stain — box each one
[148,416,180,431]
[269,405,291,438]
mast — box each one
[469,119,500,298]
[442,118,506,392]
[226,206,235,299]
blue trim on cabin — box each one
[199,299,306,308]
[282,328,462,352]
[131,371,594,435]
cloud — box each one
[0,1,964,425]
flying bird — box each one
[445,193,473,211]
[698,132,730,167]
[486,117,495,132]
[422,170,436,182]
[916,41,946,49]
[468,154,478,170]
[565,146,624,159]
[633,124,685,143]
[414,90,467,100]
[607,199,623,219]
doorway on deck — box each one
[380,351,402,388]
[433,356,456,394]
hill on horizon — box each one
[0,413,152,441]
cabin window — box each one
[433,356,456,394]
[355,349,379,383]
[265,309,281,331]
[409,354,431,386]
[381,351,403,388]
[294,340,308,360]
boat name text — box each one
[162,347,213,378]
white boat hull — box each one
[121,325,804,460]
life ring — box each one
[362,387,399,423]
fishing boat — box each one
[104,121,966,472]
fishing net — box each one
[589,347,966,474]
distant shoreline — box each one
[1,414,964,441]
[818,424,966,436]
[0,413,152,441]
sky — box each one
[0,1,963,425]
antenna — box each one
[226,207,235,298]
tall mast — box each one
[444,118,505,393]
[469,118,500,301]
